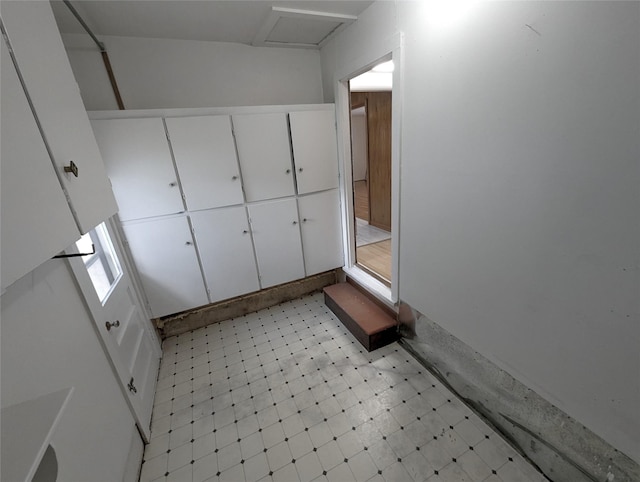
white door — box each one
[0,1,118,233]
[0,38,79,291]
[232,113,295,202]
[122,215,209,317]
[190,207,260,303]
[91,118,185,222]
[289,110,339,195]
[67,220,161,442]
[248,198,305,288]
[165,115,244,211]
[298,189,344,275]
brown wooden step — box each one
[323,283,398,352]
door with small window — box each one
[68,219,161,442]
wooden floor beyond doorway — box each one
[353,180,392,285]
[357,239,392,284]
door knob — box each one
[105,320,120,331]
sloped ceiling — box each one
[51,0,373,48]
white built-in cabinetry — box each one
[0,1,117,291]
[90,105,343,318]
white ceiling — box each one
[51,1,373,48]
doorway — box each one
[349,62,393,286]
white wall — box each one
[62,33,324,110]
[1,261,138,480]
[351,107,367,182]
[321,1,640,462]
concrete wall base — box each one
[398,302,639,482]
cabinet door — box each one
[232,113,295,202]
[289,110,339,195]
[0,1,117,233]
[190,207,259,303]
[1,40,80,291]
[248,199,305,289]
[122,216,208,317]
[92,118,185,221]
[165,116,244,211]
[298,189,344,276]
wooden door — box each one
[289,110,339,194]
[232,113,295,202]
[190,207,260,303]
[366,92,392,231]
[67,220,161,441]
[121,216,209,317]
[298,189,343,275]
[91,118,185,222]
[248,199,305,288]
[0,39,79,291]
[165,115,244,211]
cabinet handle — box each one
[105,320,120,331]
[232,175,238,181]
[243,230,249,234]
[185,241,193,246]
[285,169,291,174]
[298,167,304,172]
[292,221,298,225]
[169,182,177,187]
[64,161,79,177]
[303,218,308,223]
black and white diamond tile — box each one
[141,293,546,482]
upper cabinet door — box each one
[165,116,244,211]
[232,113,295,202]
[91,118,185,222]
[0,1,117,233]
[298,189,344,276]
[1,40,80,291]
[190,207,260,303]
[248,199,305,289]
[289,110,339,195]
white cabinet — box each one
[233,113,295,202]
[190,207,260,303]
[298,189,344,276]
[289,110,339,195]
[92,118,185,221]
[0,39,80,291]
[165,115,244,211]
[248,199,305,289]
[0,1,117,233]
[122,216,208,317]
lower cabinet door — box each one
[122,216,209,317]
[248,198,305,289]
[190,207,260,303]
[298,189,344,276]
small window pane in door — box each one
[76,222,122,303]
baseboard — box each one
[397,301,640,482]
[154,270,339,338]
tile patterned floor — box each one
[140,293,547,482]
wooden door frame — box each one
[334,32,403,304]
